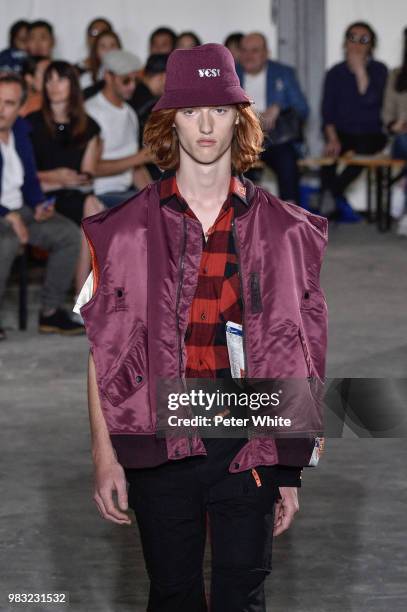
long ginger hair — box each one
[143,103,264,173]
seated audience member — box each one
[237,32,309,204]
[26,61,105,306]
[224,32,244,64]
[0,73,83,340]
[149,27,177,55]
[0,20,29,74]
[382,27,407,236]
[130,53,168,179]
[26,20,55,59]
[76,17,113,89]
[320,22,387,221]
[85,49,153,209]
[81,30,122,99]
[176,31,202,49]
[19,55,50,116]
[81,32,122,100]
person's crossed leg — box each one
[0,205,82,338]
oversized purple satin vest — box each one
[80,178,328,473]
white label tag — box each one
[308,436,325,466]
[226,321,245,378]
[73,271,94,313]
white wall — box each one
[326,0,407,69]
[2,1,404,72]
[1,1,405,210]
[0,0,277,64]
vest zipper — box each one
[174,217,192,455]
[176,216,187,380]
[232,218,254,446]
[232,219,249,377]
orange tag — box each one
[251,468,262,487]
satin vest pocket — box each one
[298,326,312,378]
[102,324,147,407]
[300,288,326,312]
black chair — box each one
[16,246,28,330]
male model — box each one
[75,43,328,612]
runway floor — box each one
[0,220,406,611]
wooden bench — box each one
[298,156,406,232]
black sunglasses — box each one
[346,32,372,45]
[120,75,137,86]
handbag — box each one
[265,107,304,147]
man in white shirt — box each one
[85,49,153,208]
[0,73,83,340]
[236,32,309,204]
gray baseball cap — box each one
[102,49,142,75]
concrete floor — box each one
[0,220,406,612]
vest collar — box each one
[158,169,250,208]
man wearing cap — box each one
[76,43,328,611]
[85,49,153,209]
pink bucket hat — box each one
[152,43,252,111]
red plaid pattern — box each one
[159,173,248,378]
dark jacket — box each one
[0,117,44,217]
[322,59,388,134]
[80,177,328,474]
[236,59,309,120]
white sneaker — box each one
[396,214,407,237]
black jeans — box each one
[125,453,280,612]
[245,142,300,204]
[261,141,301,204]
[321,131,387,198]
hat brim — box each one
[152,85,252,111]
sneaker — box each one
[319,190,336,218]
[335,197,361,223]
[71,310,84,325]
[39,308,85,335]
[396,214,407,237]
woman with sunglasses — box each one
[320,21,388,221]
[26,61,106,313]
[382,27,407,236]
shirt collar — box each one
[159,169,248,207]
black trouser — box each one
[245,142,300,204]
[125,455,280,612]
[321,131,387,198]
[261,141,301,204]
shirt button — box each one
[135,375,143,383]
[200,312,206,321]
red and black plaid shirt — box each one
[159,172,248,379]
